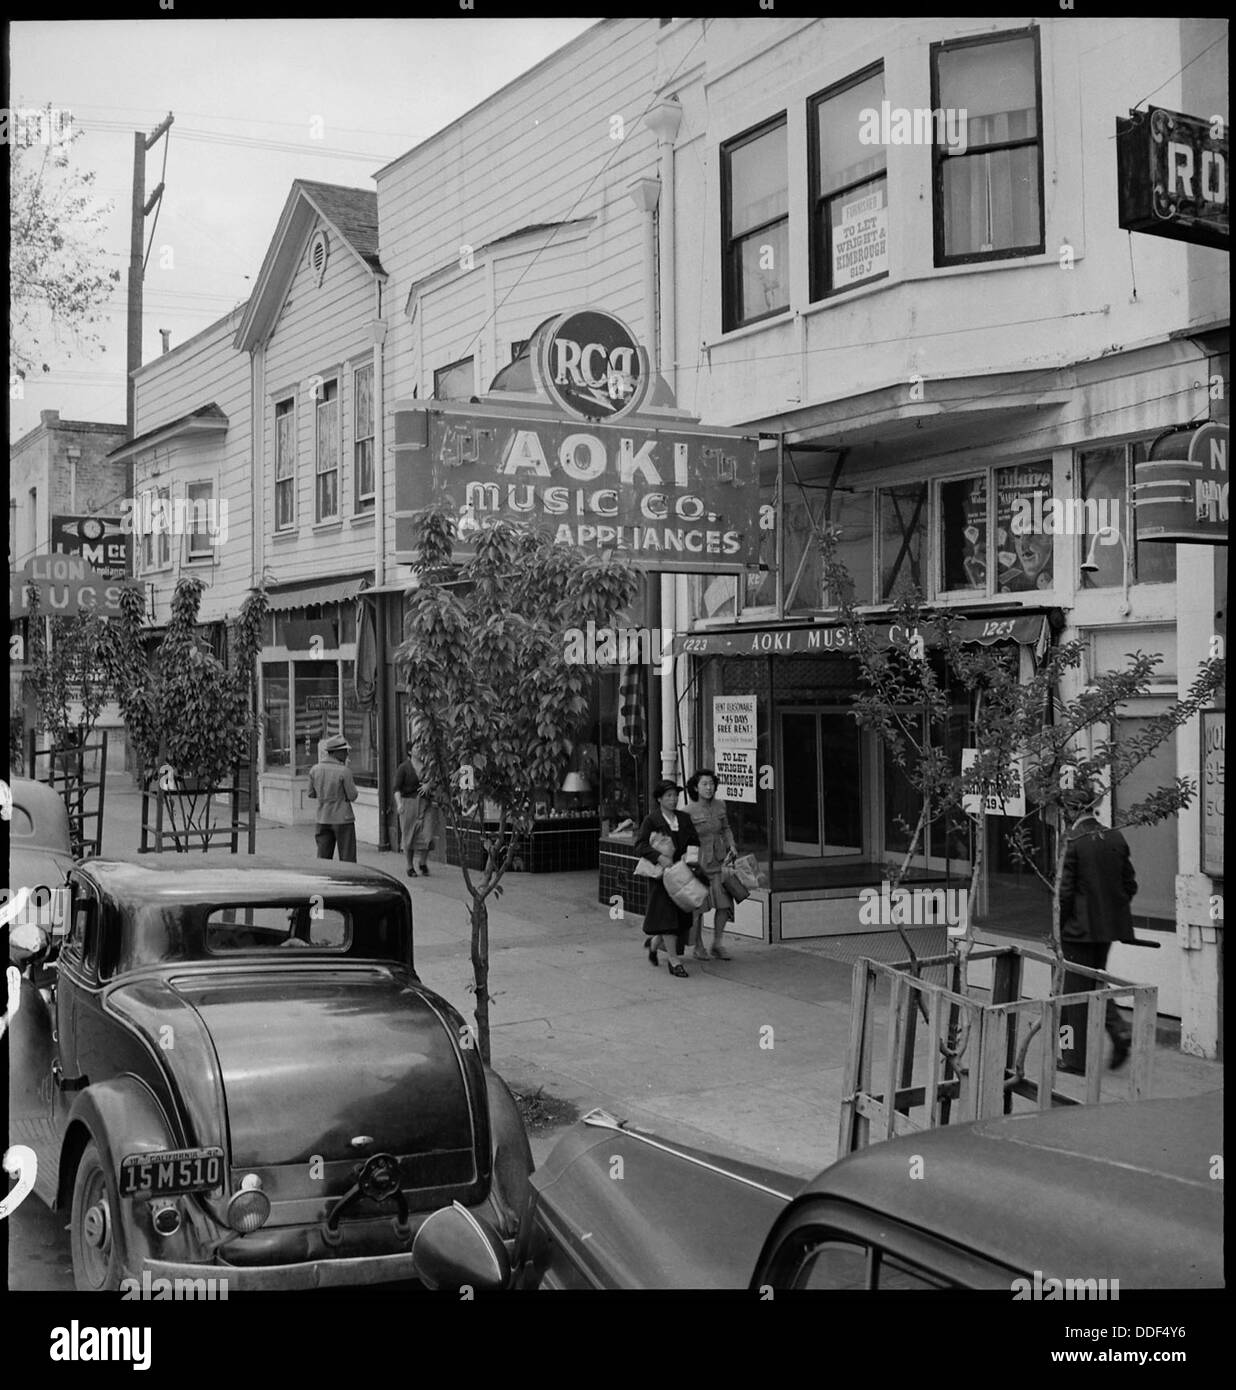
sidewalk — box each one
[99,782,1223,1178]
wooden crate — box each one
[838,944,1157,1156]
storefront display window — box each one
[1079,440,1174,587]
[341,659,378,785]
[940,475,988,592]
[262,663,290,768]
[293,659,340,773]
[879,484,928,600]
[994,462,1054,592]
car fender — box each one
[59,1076,206,1276]
[479,1068,534,1263]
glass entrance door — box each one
[778,709,863,858]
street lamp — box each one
[1079,526,1130,616]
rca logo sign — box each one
[535,308,651,423]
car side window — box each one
[60,900,89,969]
[790,1235,950,1290]
[794,1240,871,1289]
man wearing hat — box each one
[308,734,359,862]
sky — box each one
[8,17,599,442]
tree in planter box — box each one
[111,576,267,850]
[395,508,641,1065]
[819,527,1223,1089]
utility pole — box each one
[127,113,174,439]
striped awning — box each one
[264,573,372,612]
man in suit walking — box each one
[308,734,359,862]
[1058,803,1138,1073]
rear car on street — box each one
[408,1092,1223,1292]
[8,857,535,1291]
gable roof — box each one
[234,180,384,352]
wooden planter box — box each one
[838,944,1157,1157]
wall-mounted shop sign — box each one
[392,402,761,574]
[51,514,131,580]
[1116,106,1228,250]
[1135,423,1229,545]
[674,613,1049,658]
[1201,709,1224,879]
[533,308,651,423]
[9,553,133,616]
[961,748,1026,818]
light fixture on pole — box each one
[1079,526,1131,616]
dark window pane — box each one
[262,663,290,768]
[729,124,788,236]
[940,476,988,591]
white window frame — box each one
[314,377,340,523]
[139,485,172,575]
[184,479,216,563]
[353,361,375,511]
[274,396,296,533]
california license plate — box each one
[120,1148,224,1198]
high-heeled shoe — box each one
[667,961,688,978]
[646,940,659,967]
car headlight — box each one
[225,1174,271,1233]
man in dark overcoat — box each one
[1058,807,1138,1073]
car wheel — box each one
[70,1140,127,1291]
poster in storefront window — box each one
[831,181,888,290]
[713,695,758,751]
[715,748,758,804]
[1201,710,1224,878]
[996,462,1055,592]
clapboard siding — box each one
[376,18,661,562]
[261,217,378,588]
[130,307,252,622]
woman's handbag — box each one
[633,856,663,880]
[732,854,761,891]
[663,861,710,912]
[721,869,750,904]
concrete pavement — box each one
[97,781,1223,1178]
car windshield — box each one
[206,904,351,953]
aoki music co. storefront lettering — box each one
[392,405,762,573]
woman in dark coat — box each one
[634,778,700,978]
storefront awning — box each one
[264,574,372,612]
[673,613,1050,658]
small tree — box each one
[819,529,1225,968]
[24,584,124,756]
[112,577,268,850]
[395,509,641,1064]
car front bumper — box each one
[142,1251,422,1291]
